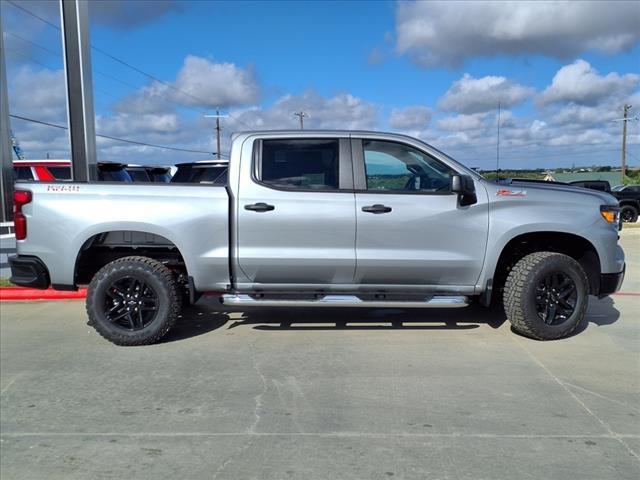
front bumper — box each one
[9,255,50,289]
[598,264,625,297]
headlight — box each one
[600,205,620,224]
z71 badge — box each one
[496,188,526,197]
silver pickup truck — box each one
[9,130,625,345]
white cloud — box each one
[438,74,533,114]
[395,1,640,67]
[437,113,489,132]
[389,106,431,130]
[228,92,378,131]
[8,66,66,123]
[167,55,259,108]
[538,59,639,106]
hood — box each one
[487,179,618,205]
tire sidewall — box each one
[88,261,174,344]
[620,205,638,223]
[520,256,588,338]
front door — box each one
[236,136,356,288]
[352,138,489,288]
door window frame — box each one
[351,138,457,196]
[251,137,354,193]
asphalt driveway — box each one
[1,230,638,479]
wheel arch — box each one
[481,231,601,305]
[73,229,190,286]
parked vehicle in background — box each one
[611,185,640,223]
[123,165,171,182]
[170,159,228,184]
[10,130,625,345]
[13,159,71,182]
[569,180,611,193]
[145,166,172,183]
[96,162,132,182]
[125,165,151,182]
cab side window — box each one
[363,140,453,193]
[258,139,339,190]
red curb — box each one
[0,287,87,301]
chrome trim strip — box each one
[221,294,469,308]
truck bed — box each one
[16,182,230,291]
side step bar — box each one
[221,294,470,309]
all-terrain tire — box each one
[620,205,638,223]
[86,256,181,346]
[503,251,589,340]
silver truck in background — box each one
[9,131,625,345]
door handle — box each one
[244,202,275,212]
[362,204,392,214]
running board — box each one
[221,294,470,309]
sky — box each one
[2,0,640,170]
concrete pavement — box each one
[1,231,638,479]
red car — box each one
[13,159,71,181]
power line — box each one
[227,111,254,130]
[6,0,59,29]
[4,47,60,71]
[5,30,206,115]
[7,1,259,131]
[6,1,210,107]
[9,114,216,155]
[5,31,61,57]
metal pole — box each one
[60,0,97,181]
[0,21,14,221]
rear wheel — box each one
[503,252,589,340]
[86,256,181,346]
[620,205,638,223]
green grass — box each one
[0,278,15,287]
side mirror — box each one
[451,174,477,207]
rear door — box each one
[235,136,356,288]
[352,137,489,289]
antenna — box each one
[496,101,501,182]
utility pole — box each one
[293,111,309,130]
[204,109,228,159]
[621,104,631,180]
[613,104,638,184]
[496,101,501,181]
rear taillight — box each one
[13,190,32,240]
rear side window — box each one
[47,167,72,180]
[258,139,339,190]
[172,165,227,184]
[14,167,34,181]
[98,169,132,182]
[127,169,151,182]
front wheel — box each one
[503,252,589,340]
[86,256,181,346]
[620,205,638,223]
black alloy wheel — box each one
[534,271,577,326]
[104,276,159,331]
